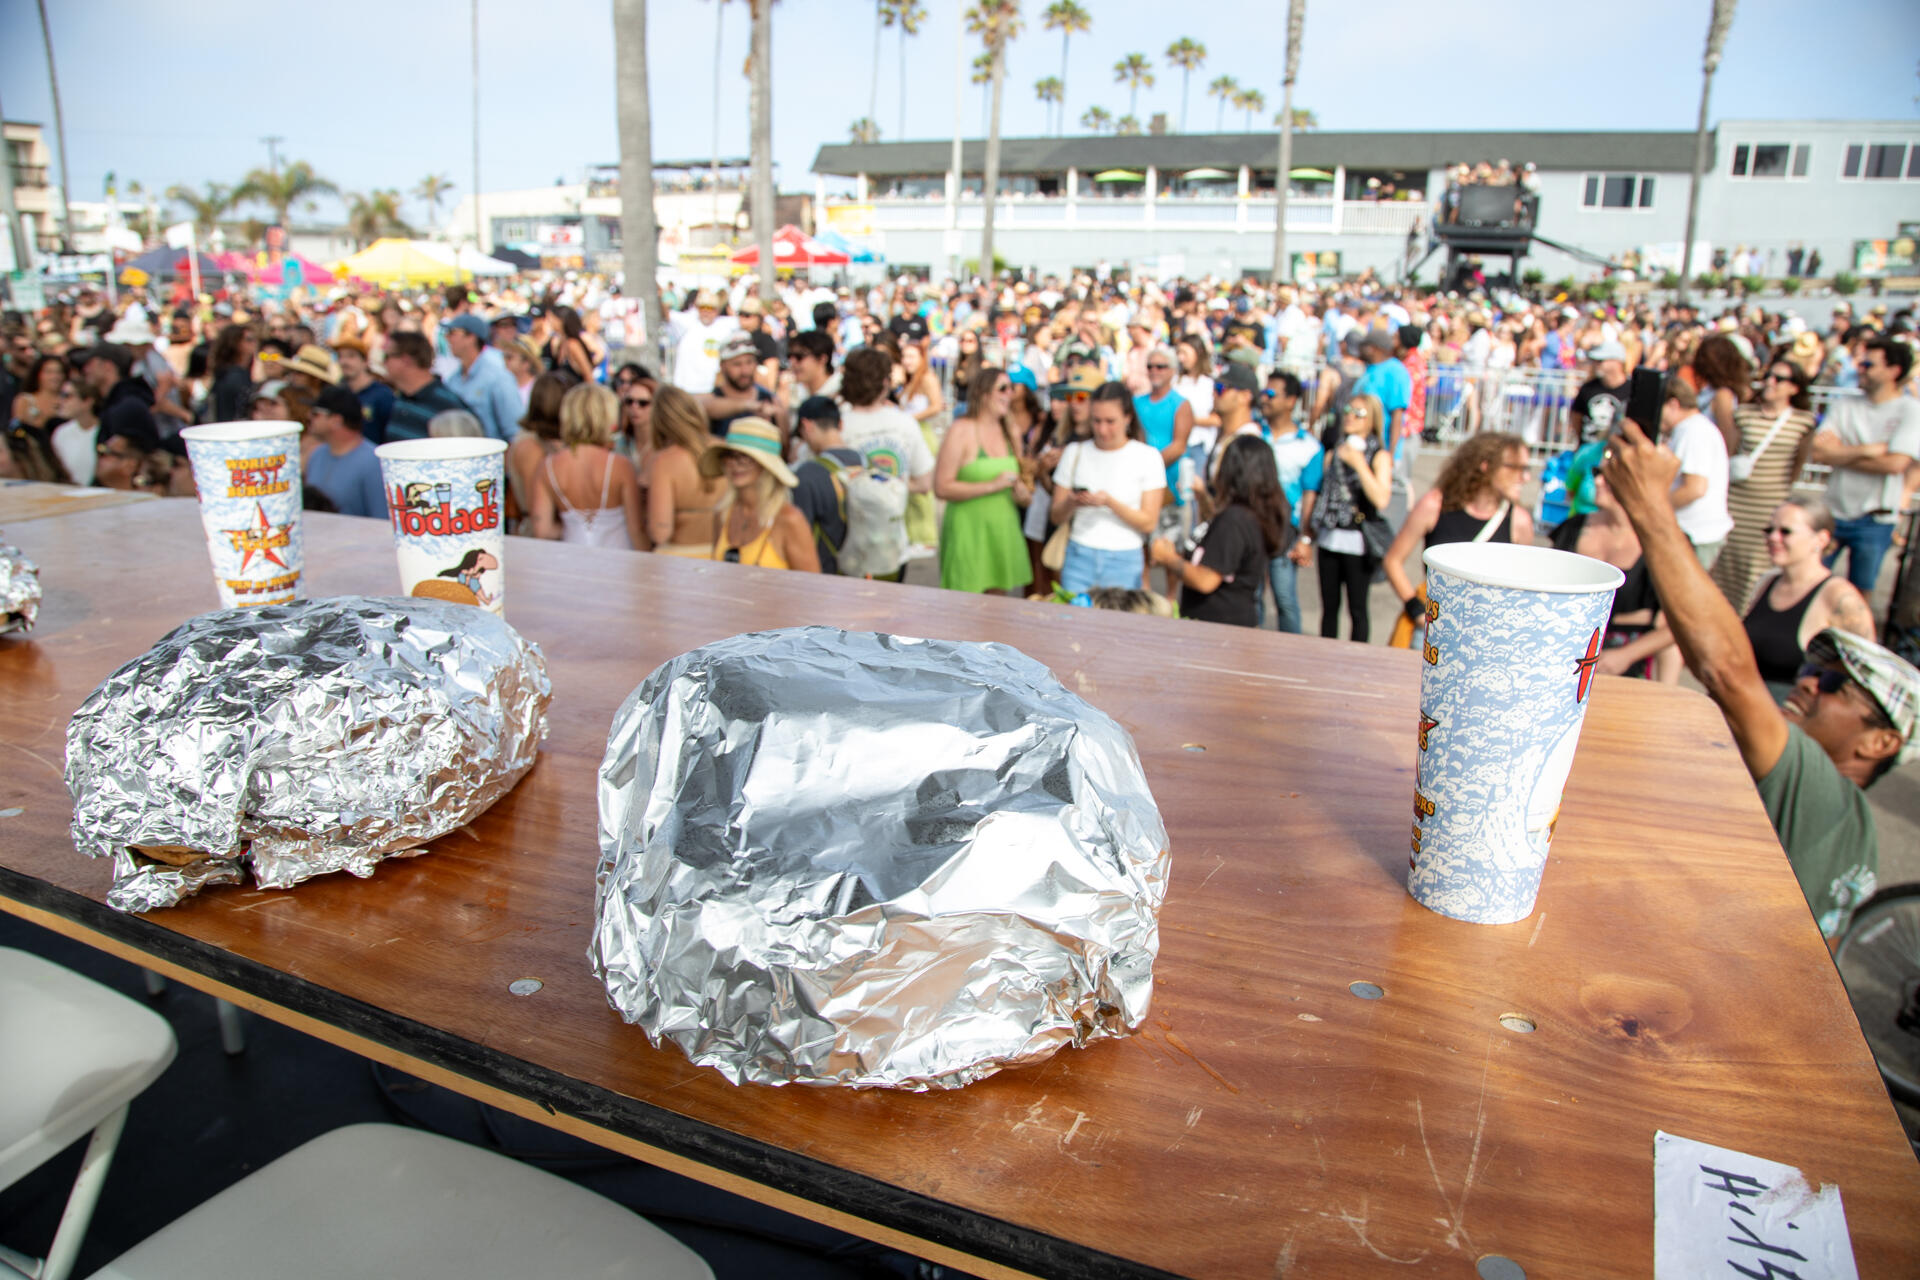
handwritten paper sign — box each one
[1654,1131,1858,1279]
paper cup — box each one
[1409,543,1624,924]
[374,438,507,615]
[178,422,305,608]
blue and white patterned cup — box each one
[1410,543,1624,925]
[178,422,305,608]
[374,438,507,615]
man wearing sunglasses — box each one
[1605,414,1920,943]
[1134,346,1195,525]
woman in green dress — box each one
[936,366,1034,594]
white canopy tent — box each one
[415,242,517,277]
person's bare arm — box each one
[1344,446,1393,512]
[1708,387,1740,456]
[1602,418,1788,781]
[1820,578,1878,642]
[1087,485,1163,536]
[529,463,561,540]
[619,456,647,550]
[1810,431,1908,474]
[1510,505,1536,546]
[774,503,822,572]
[1160,401,1194,467]
[1670,473,1708,507]
[1149,536,1222,593]
[645,452,680,547]
[1596,619,1675,676]
[1383,488,1441,605]
[935,419,1010,501]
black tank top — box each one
[1427,503,1513,549]
[1744,574,1828,685]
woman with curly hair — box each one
[1382,431,1536,647]
[1689,332,1752,457]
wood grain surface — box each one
[0,479,156,525]
[3,499,1916,1280]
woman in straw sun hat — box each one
[700,417,820,572]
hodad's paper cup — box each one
[375,437,507,615]
[1410,543,1623,925]
[178,422,304,608]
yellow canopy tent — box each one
[331,238,463,286]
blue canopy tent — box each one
[118,246,227,282]
[813,228,878,263]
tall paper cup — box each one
[374,438,507,614]
[1410,543,1623,924]
[178,422,304,608]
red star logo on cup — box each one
[224,501,292,572]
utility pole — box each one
[1271,0,1304,284]
[471,0,482,274]
[1679,0,1736,304]
[260,135,284,176]
[35,0,73,251]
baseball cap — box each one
[718,332,758,362]
[1587,340,1627,363]
[1362,328,1396,354]
[1218,363,1259,393]
[444,314,491,342]
[1805,629,1920,764]
[796,394,840,427]
[311,383,365,428]
[1063,365,1105,393]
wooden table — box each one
[3,501,1916,1280]
[0,479,156,525]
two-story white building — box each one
[807,119,1920,282]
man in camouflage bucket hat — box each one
[1604,416,1920,941]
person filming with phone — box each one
[1601,407,1920,945]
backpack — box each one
[815,452,909,577]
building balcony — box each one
[852,194,1428,237]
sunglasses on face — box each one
[1147,363,1172,371]
[623,396,652,409]
[1795,664,1853,696]
[1066,390,1091,403]
[1344,405,1370,417]
[723,548,741,563]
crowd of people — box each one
[5,260,1920,941]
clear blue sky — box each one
[2,0,1914,229]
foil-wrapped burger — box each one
[66,596,551,912]
[593,627,1171,1090]
[0,539,40,634]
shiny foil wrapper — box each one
[592,627,1171,1090]
[66,596,551,913]
[0,540,40,634]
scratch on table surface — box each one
[1527,913,1546,947]
[1198,856,1226,889]
[1296,1012,1322,1022]
[1060,1111,1088,1147]
[1163,1030,1241,1093]
[1274,1229,1299,1276]
[1413,1042,1492,1255]
[1074,669,1096,695]
[0,739,61,779]
[1165,1105,1204,1152]
[0,807,22,819]
[1009,1095,1051,1138]
[1335,1193,1428,1265]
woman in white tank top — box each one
[529,382,643,549]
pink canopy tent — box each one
[245,253,338,286]
[730,225,850,267]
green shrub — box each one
[1694,271,1725,291]
[1739,274,1767,296]
[1833,271,1859,296]
[1658,270,1684,290]
[1585,279,1617,302]
[1779,277,1802,296]
[1521,268,1545,286]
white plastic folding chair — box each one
[0,948,178,1280]
[86,1123,715,1280]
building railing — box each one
[9,163,48,188]
[858,195,1427,236]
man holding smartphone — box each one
[1602,414,1919,943]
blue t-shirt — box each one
[1134,389,1187,502]
[1270,427,1324,517]
[1356,358,1413,459]
[355,382,396,445]
[305,438,389,519]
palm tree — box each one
[971,51,994,135]
[849,116,882,144]
[233,161,338,228]
[1275,106,1317,129]
[167,182,231,240]
[1113,53,1154,121]
[747,0,774,301]
[1232,86,1266,131]
[1273,0,1306,281]
[345,190,415,249]
[413,174,455,234]
[1041,1,1091,145]
[1207,75,1239,132]
[883,0,927,144]
[1164,38,1205,132]
[613,0,664,349]
[1680,0,1738,303]
[869,0,885,146]
[1079,104,1112,134]
[1034,76,1063,134]
[1115,115,1142,136]
[965,0,1022,282]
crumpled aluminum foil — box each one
[0,539,39,634]
[66,596,551,912]
[592,627,1170,1090]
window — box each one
[1730,142,1808,179]
[1581,173,1655,210]
[1842,143,1912,180]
